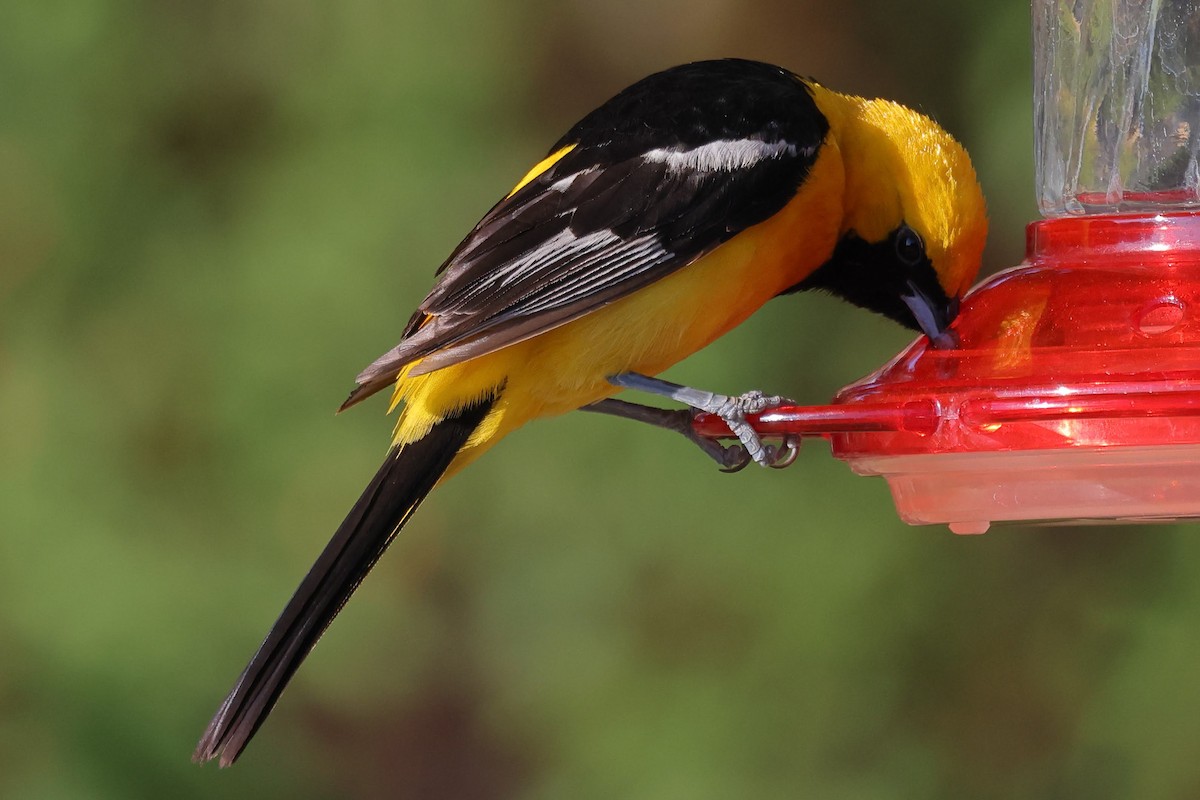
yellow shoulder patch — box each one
[506,144,577,198]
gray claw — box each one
[767,435,802,469]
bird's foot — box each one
[692,390,799,469]
[601,374,803,471]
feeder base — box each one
[846,444,1200,533]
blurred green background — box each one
[4,1,1200,798]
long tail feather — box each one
[193,396,494,766]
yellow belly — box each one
[391,144,845,472]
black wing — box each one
[342,60,829,409]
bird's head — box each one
[803,92,988,348]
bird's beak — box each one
[901,280,960,350]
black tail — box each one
[194,396,493,766]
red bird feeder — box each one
[697,0,1200,531]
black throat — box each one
[784,228,952,332]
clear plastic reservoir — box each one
[1035,0,1200,215]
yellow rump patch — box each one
[506,144,577,198]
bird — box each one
[194,57,987,765]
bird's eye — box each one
[894,226,924,267]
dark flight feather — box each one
[194,395,495,766]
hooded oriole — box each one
[195,58,987,765]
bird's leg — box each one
[594,372,800,470]
[581,398,756,472]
